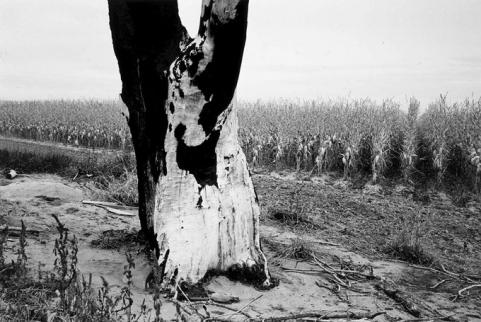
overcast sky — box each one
[1,0,480,106]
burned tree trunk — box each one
[108,0,186,243]
[108,0,270,287]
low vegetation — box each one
[0,216,156,321]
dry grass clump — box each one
[262,237,314,261]
[88,169,138,206]
[90,229,141,250]
[268,208,322,231]
[384,212,435,266]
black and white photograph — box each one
[0,0,480,320]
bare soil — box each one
[0,172,480,321]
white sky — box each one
[1,0,480,106]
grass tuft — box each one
[262,237,314,261]
[384,212,435,266]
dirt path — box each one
[0,174,480,321]
[0,135,129,157]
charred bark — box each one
[109,0,271,287]
[108,0,188,248]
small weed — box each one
[0,225,8,268]
[50,214,78,309]
[0,215,153,321]
[15,221,28,279]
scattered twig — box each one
[457,284,481,297]
[314,240,341,247]
[82,200,121,207]
[281,267,322,274]
[210,294,263,321]
[441,264,461,279]
[175,284,206,319]
[311,253,336,271]
[311,254,349,288]
[195,302,252,318]
[0,225,40,236]
[402,314,456,322]
[249,310,385,321]
[405,262,480,283]
[209,293,240,304]
[316,281,347,302]
[429,279,448,289]
[187,295,239,304]
[283,261,378,280]
[82,201,137,217]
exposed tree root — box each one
[375,281,423,317]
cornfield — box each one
[0,100,131,150]
[418,95,481,190]
[1,97,480,191]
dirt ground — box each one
[0,172,480,321]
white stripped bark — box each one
[157,102,268,284]
[156,0,270,286]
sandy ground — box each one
[0,173,480,321]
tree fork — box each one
[109,0,271,288]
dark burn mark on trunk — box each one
[170,268,179,285]
[169,102,175,113]
[196,195,203,208]
[198,1,213,36]
[178,87,185,98]
[224,154,234,172]
[174,123,220,187]
[158,248,169,279]
[193,1,249,134]
[197,186,203,208]
[172,40,205,92]
[188,51,204,77]
[254,186,259,204]
[138,59,169,178]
